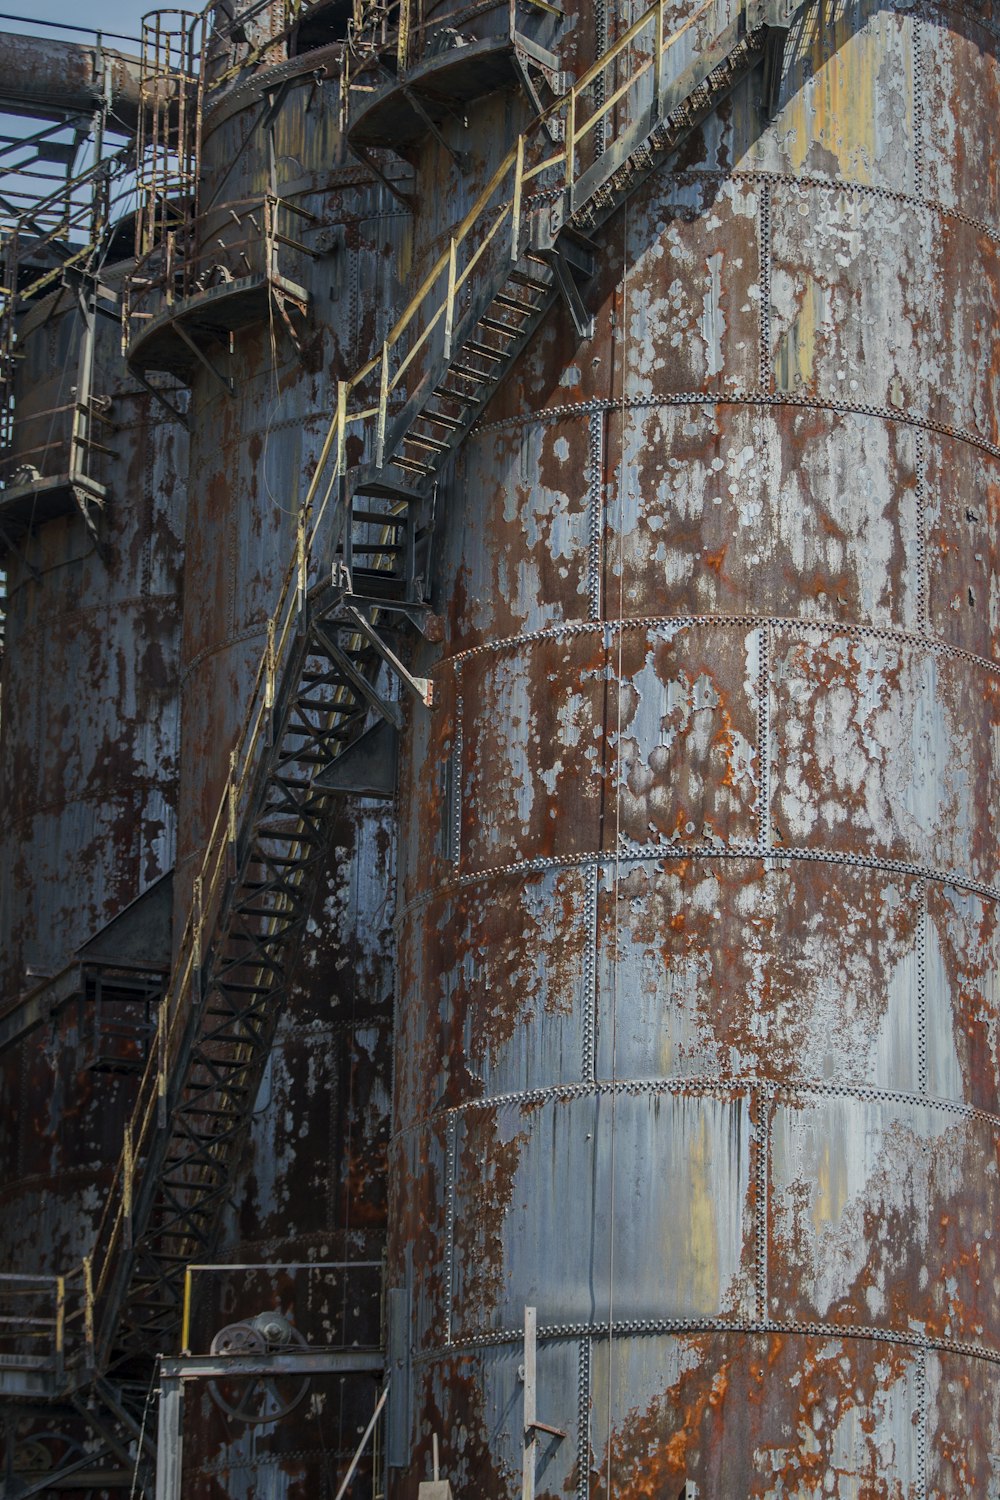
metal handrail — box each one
[87,0,754,1355]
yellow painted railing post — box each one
[655,0,665,115]
[82,1255,94,1369]
[55,1275,66,1376]
[123,1123,133,1250]
[443,238,457,359]
[296,508,307,614]
[375,341,390,468]
[511,135,524,263]
[335,381,347,483]
[396,0,410,73]
[193,874,203,975]
[181,1265,193,1354]
[264,616,276,741]
[227,747,238,872]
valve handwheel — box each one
[208,1312,311,1425]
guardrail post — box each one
[296,509,307,616]
[227,748,238,875]
[82,1255,95,1372]
[264,618,276,744]
[55,1275,66,1382]
[511,135,524,263]
[192,873,204,1006]
[375,341,389,469]
[655,0,666,116]
[443,238,457,360]
[564,90,576,215]
[180,1265,193,1355]
[123,1124,134,1251]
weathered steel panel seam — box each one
[476,391,1000,464]
[757,177,772,393]
[915,426,928,633]
[586,410,603,623]
[576,1335,591,1500]
[917,1345,928,1500]
[445,1112,456,1347]
[581,864,598,1084]
[410,1318,1000,1367]
[918,879,928,1098]
[397,844,1000,930]
[445,613,1000,677]
[754,1083,771,1323]
[660,164,1000,246]
[913,13,925,202]
[393,1074,1000,1145]
[452,664,463,871]
[756,625,770,851]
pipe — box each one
[0,32,143,131]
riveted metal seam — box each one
[918,879,928,1097]
[587,410,603,623]
[915,425,928,634]
[913,13,925,202]
[757,177,772,393]
[410,1319,1000,1369]
[394,1075,1000,1153]
[451,663,463,869]
[396,839,1000,935]
[581,863,598,1084]
[445,1112,456,1348]
[917,1344,928,1500]
[444,611,1000,678]
[474,389,1000,465]
[756,624,771,850]
[576,1335,591,1500]
[755,1082,771,1323]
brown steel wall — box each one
[0,266,187,1270]
[389,0,1000,1494]
[171,49,401,1493]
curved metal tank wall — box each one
[171,24,403,1493]
[0,263,187,1271]
[390,0,1000,1494]
[175,41,410,922]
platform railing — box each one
[0,1271,91,1387]
[124,193,317,349]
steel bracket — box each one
[310,617,405,729]
[541,247,594,341]
[520,1307,565,1500]
[340,603,435,708]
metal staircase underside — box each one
[88,0,808,1380]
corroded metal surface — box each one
[389,0,1000,1493]
[0,265,187,1271]
[0,32,143,126]
[169,38,401,1495]
[178,799,395,1498]
[173,57,411,928]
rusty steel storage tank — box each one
[119,4,406,1489]
[388,0,1000,1494]
[0,260,187,1270]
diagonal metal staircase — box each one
[84,0,811,1382]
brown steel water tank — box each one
[159,21,403,1491]
[389,0,1000,1494]
[0,261,187,1270]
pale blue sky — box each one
[0,1,146,47]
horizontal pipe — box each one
[0,32,143,131]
